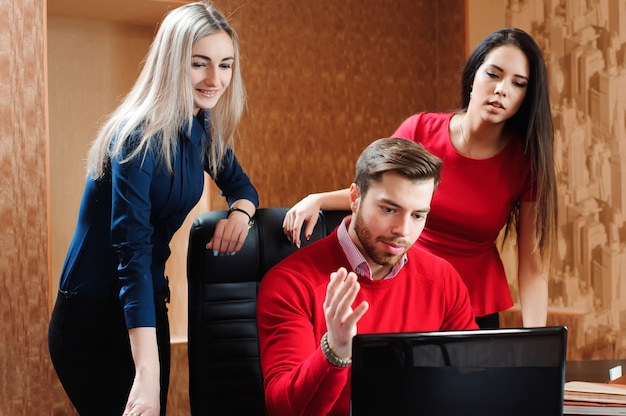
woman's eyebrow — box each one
[192,54,234,62]
[487,63,529,81]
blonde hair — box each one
[87,1,246,178]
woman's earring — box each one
[470,91,473,99]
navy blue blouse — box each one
[58,112,258,328]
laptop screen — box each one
[351,326,567,416]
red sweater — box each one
[257,227,478,416]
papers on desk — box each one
[566,380,626,403]
[564,379,626,415]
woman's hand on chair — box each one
[283,194,322,248]
[206,216,249,256]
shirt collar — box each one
[187,110,209,149]
[336,215,408,280]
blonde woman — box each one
[48,3,258,415]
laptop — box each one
[351,326,568,416]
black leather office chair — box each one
[187,207,349,415]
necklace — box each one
[458,115,471,157]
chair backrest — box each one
[187,207,349,415]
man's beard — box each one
[353,210,408,267]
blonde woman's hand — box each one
[123,327,161,416]
[123,354,160,416]
[206,214,250,256]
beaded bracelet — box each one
[320,332,352,367]
[227,206,255,229]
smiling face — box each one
[348,171,434,277]
[469,44,529,125]
[190,31,234,114]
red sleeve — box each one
[257,263,349,416]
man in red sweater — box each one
[257,138,478,416]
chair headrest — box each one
[187,207,350,284]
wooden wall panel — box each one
[434,0,467,110]
[211,0,466,210]
[168,342,191,415]
[0,0,64,413]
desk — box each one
[564,360,626,415]
[567,359,626,382]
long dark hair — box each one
[461,27,556,257]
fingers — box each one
[283,210,320,248]
[325,268,349,308]
[302,218,317,246]
[352,300,369,323]
[324,268,368,358]
[205,218,249,255]
[282,209,304,248]
[283,196,323,248]
[324,268,363,329]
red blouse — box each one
[393,112,535,317]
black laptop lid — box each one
[351,326,568,416]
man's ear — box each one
[349,183,360,213]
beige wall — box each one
[48,17,156,306]
[468,0,626,361]
[467,0,507,50]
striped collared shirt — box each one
[336,215,408,280]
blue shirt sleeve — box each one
[211,147,259,209]
[110,140,157,329]
[199,110,258,209]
